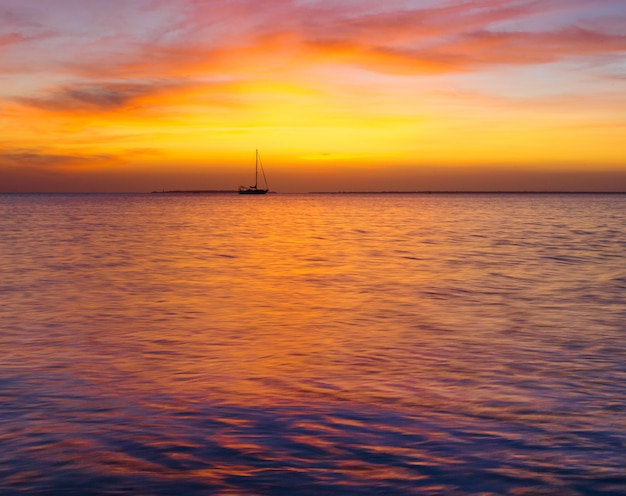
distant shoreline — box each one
[151,190,626,195]
[151,190,238,194]
[307,191,626,195]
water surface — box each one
[1,193,625,495]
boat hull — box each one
[239,188,268,195]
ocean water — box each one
[1,192,625,495]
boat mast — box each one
[254,149,259,189]
[258,151,268,191]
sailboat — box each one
[239,149,269,194]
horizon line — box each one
[1,190,625,195]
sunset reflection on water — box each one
[1,193,625,495]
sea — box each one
[1,192,625,495]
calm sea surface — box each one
[1,193,625,495]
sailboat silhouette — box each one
[239,150,269,194]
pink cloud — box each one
[0,32,29,47]
[427,27,626,69]
[2,0,625,105]
[121,0,626,76]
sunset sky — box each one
[1,0,625,192]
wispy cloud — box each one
[0,147,120,171]
[0,145,162,172]
[0,32,32,47]
[430,26,626,68]
[13,80,186,113]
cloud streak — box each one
[13,80,188,113]
[0,147,121,174]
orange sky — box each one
[1,0,625,192]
